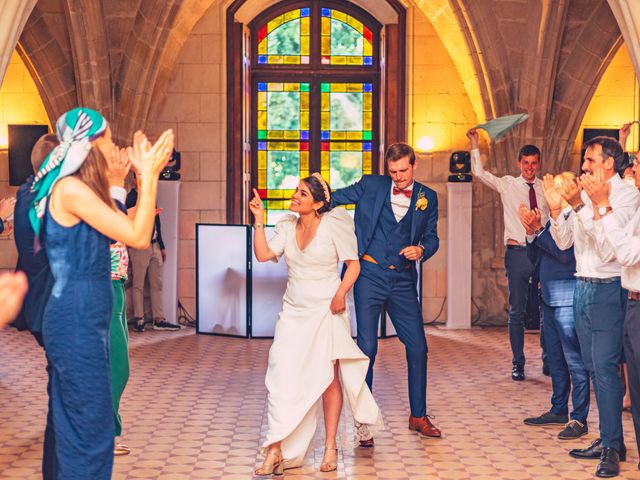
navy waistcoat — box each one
[365,195,413,269]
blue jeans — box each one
[542,302,590,423]
[505,248,534,367]
[354,261,427,418]
[574,279,626,450]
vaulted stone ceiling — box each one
[17,0,625,171]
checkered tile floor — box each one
[1,326,640,479]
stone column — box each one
[0,1,37,85]
[608,0,640,78]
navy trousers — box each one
[354,260,427,418]
[574,279,626,450]
[623,300,640,457]
[542,302,590,423]
[504,248,534,367]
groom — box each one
[332,142,440,443]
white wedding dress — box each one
[261,208,383,468]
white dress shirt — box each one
[550,174,640,278]
[470,148,548,245]
[599,201,640,292]
[390,181,413,222]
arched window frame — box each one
[226,0,407,223]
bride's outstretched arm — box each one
[249,188,277,262]
[330,259,360,314]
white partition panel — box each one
[157,181,180,325]
[196,225,248,336]
[251,226,288,337]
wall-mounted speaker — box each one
[8,124,49,186]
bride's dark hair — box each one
[302,174,332,214]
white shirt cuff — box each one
[526,234,536,243]
[110,186,127,204]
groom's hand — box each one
[400,245,423,261]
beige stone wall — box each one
[145,4,226,317]
[0,50,49,271]
[569,44,639,171]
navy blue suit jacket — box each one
[526,222,576,307]
[331,175,439,265]
[12,176,54,339]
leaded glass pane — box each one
[329,151,362,188]
[257,8,310,65]
[267,151,301,189]
[320,8,373,66]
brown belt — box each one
[629,291,640,302]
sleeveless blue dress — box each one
[42,201,114,479]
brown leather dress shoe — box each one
[409,415,442,438]
[359,438,374,448]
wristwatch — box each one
[597,206,613,216]
[533,226,545,236]
[573,203,585,213]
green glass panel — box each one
[330,151,362,188]
[330,92,363,131]
[331,19,363,56]
[267,151,300,189]
[363,131,372,140]
[268,19,300,55]
[267,92,300,130]
[257,130,267,140]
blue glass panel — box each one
[364,57,373,66]
[258,82,267,91]
[321,131,330,140]
[258,55,268,64]
[301,7,310,17]
[300,130,309,140]
[363,83,373,92]
[258,141,267,150]
[321,8,331,17]
[363,142,372,151]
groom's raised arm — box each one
[420,192,439,262]
[331,176,367,207]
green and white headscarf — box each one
[29,107,108,238]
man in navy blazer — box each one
[520,206,590,441]
[331,143,440,441]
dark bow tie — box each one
[393,187,412,198]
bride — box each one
[250,173,382,476]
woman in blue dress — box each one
[30,107,173,479]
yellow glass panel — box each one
[283,83,299,92]
[267,131,284,139]
[258,112,267,129]
[258,169,267,188]
[332,10,347,22]
[268,141,283,150]
[347,56,363,65]
[270,200,284,210]
[321,151,330,169]
[321,36,330,55]
[331,131,346,140]
[331,142,347,151]
[270,55,284,64]
[332,83,346,92]
[364,42,373,56]
[347,142,361,150]
[346,83,362,92]
[271,190,285,199]
[258,151,267,167]
[301,151,309,169]
[364,93,372,111]
[283,200,292,209]
[346,131,362,140]
[284,56,300,64]
[321,93,330,111]
[321,170,330,182]
[363,113,372,130]
[321,112,330,130]
[331,56,347,65]
[258,92,267,110]
[301,17,310,35]
[267,16,283,33]
[363,152,372,167]
[268,83,283,91]
[258,40,267,55]
[283,10,300,22]
[347,16,364,34]
[300,115,309,130]
[284,130,298,140]
[283,189,296,198]
[301,41,310,56]
[300,92,309,111]
[283,142,299,151]
[321,17,330,36]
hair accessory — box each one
[311,172,330,203]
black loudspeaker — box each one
[8,124,49,186]
[448,150,472,182]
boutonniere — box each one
[415,189,428,211]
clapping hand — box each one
[542,174,563,212]
[466,128,479,149]
[128,130,174,180]
[581,168,610,207]
[249,188,265,222]
[519,204,542,235]
[556,174,583,209]
[107,147,132,187]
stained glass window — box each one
[252,2,379,224]
[321,8,373,65]
[257,8,311,65]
